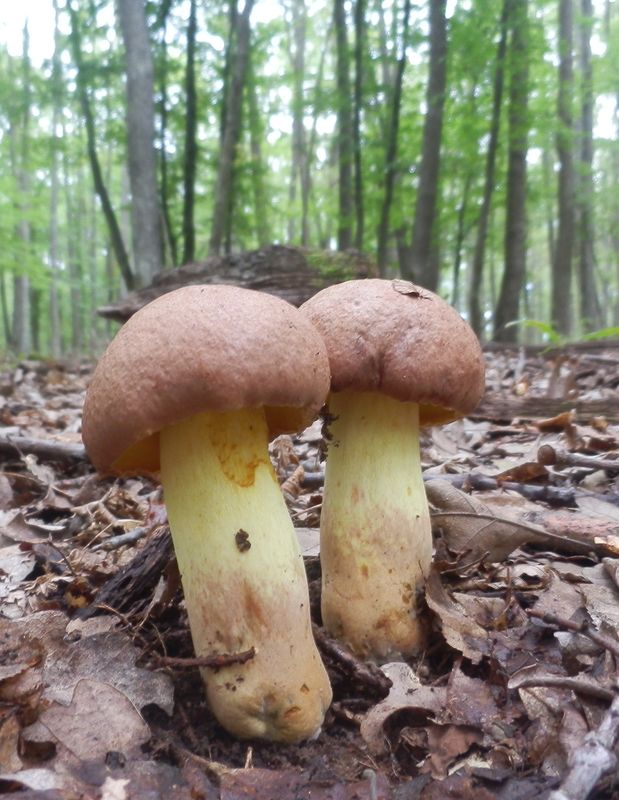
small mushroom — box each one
[82,285,332,743]
[301,279,485,661]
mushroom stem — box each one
[320,391,432,662]
[160,407,331,743]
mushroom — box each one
[82,285,333,743]
[301,279,485,661]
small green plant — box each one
[507,319,619,347]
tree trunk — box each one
[117,0,164,285]
[287,0,307,244]
[181,0,198,264]
[209,0,256,256]
[468,0,509,337]
[577,0,602,331]
[334,0,353,250]
[11,24,32,356]
[156,0,178,266]
[551,0,575,337]
[376,0,411,275]
[451,172,473,310]
[247,59,270,246]
[303,25,332,247]
[493,0,529,343]
[48,0,62,358]
[67,0,134,290]
[353,0,365,250]
[404,0,448,290]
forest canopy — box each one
[0,0,617,356]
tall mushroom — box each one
[82,285,333,743]
[301,279,485,662]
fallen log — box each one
[97,244,376,323]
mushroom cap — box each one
[300,278,485,425]
[83,285,331,473]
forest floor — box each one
[1,344,619,799]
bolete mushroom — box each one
[82,285,333,743]
[301,279,485,661]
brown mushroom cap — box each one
[300,278,485,425]
[83,285,330,473]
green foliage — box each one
[511,319,619,346]
[0,0,617,354]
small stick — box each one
[312,623,392,697]
[548,687,619,800]
[538,444,619,474]
[0,429,86,463]
[527,608,619,660]
[155,647,255,670]
[514,675,614,702]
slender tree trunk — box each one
[493,0,529,343]
[451,173,473,310]
[577,0,601,331]
[117,0,164,285]
[551,0,575,337]
[181,0,198,264]
[247,60,270,246]
[334,0,353,250]
[0,275,11,348]
[376,0,411,275]
[404,0,448,289]
[353,0,365,250]
[303,25,332,246]
[209,0,256,256]
[542,146,557,269]
[11,25,32,356]
[469,0,509,336]
[67,0,134,290]
[156,1,178,265]
[288,0,307,244]
[49,0,62,358]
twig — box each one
[428,470,576,507]
[548,686,619,800]
[514,675,614,702]
[526,609,619,799]
[155,647,255,670]
[527,608,619,660]
[312,623,392,698]
[92,526,148,551]
[0,429,86,463]
[538,444,619,474]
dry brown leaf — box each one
[41,623,174,715]
[0,712,22,773]
[421,723,483,779]
[359,662,447,755]
[445,667,502,730]
[425,571,489,663]
[427,479,547,562]
[37,678,150,761]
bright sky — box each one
[1,0,55,64]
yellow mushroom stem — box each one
[320,391,433,662]
[159,407,331,743]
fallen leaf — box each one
[425,571,489,663]
[37,679,150,761]
[360,662,446,755]
[422,723,483,779]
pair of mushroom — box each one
[82,279,484,744]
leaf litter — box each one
[0,346,619,798]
